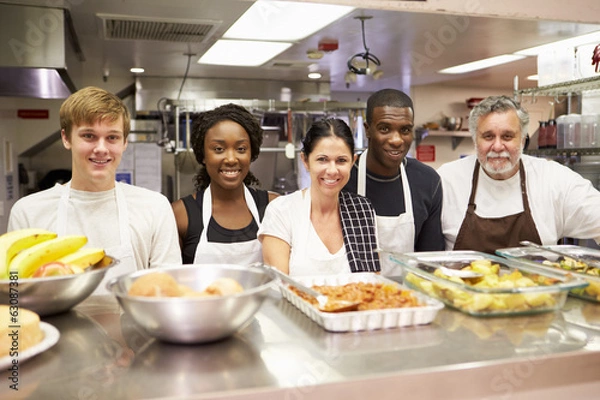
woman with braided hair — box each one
[172,103,278,264]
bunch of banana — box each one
[0,229,106,279]
[57,248,106,269]
[0,228,57,279]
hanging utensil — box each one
[519,241,600,273]
[285,107,295,159]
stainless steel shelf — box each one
[525,147,600,157]
[415,129,471,150]
[514,75,600,97]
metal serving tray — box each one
[384,251,588,317]
[496,245,600,303]
[279,273,443,333]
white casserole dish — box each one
[279,273,443,333]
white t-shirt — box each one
[8,182,182,273]
[258,190,350,276]
[437,154,600,250]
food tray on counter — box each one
[279,273,443,333]
[384,251,588,317]
[496,245,600,303]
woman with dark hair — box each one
[172,103,278,264]
[258,118,380,275]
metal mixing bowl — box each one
[0,255,118,316]
[442,116,463,131]
[106,264,276,344]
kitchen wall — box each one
[14,98,66,180]
[412,85,554,169]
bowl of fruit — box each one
[0,229,118,316]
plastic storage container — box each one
[581,114,600,148]
[385,251,587,317]
[555,115,568,149]
[496,245,600,303]
[564,114,582,149]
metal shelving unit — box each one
[415,128,471,150]
[525,147,600,157]
[517,75,600,157]
[514,75,600,98]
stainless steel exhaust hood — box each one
[0,3,77,98]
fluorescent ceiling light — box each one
[527,74,539,81]
[439,54,526,74]
[308,72,322,79]
[515,30,600,56]
[130,67,145,73]
[198,40,292,66]
[223,1,354,42]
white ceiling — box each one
[14,0,600,94]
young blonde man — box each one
[9,87,181,292]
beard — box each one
[479,148,522,178]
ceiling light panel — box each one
[223,1,354,42]
[198,40,292,66]
[515,30,600,56]
[439,55,526,74]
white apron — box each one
[193,185,263,265]
[358,149,415,275]
[288,189,349,276]
[58,181,135,295]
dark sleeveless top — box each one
[180,187,269,264]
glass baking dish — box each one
[384,250,588,317]
[496,245,600,303]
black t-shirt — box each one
[180,187,269,264]
[343,157,445,251]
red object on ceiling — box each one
[318,39,339,52]
[593,44,600,73]
[466,98,483,109]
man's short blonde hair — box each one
[59,86,130,141]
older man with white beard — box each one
[437,95,600,253]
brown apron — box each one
[453,160,542,253]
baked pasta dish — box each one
[290,282,422,311]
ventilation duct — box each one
[97,14,220,43]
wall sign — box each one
[17,109,49,119]
[416,145,435,162]
[116,172,133,185]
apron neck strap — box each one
[469,159,527,212]
[200,185,261,242]
[57,181,130,244]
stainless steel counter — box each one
[5,289,600,400]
